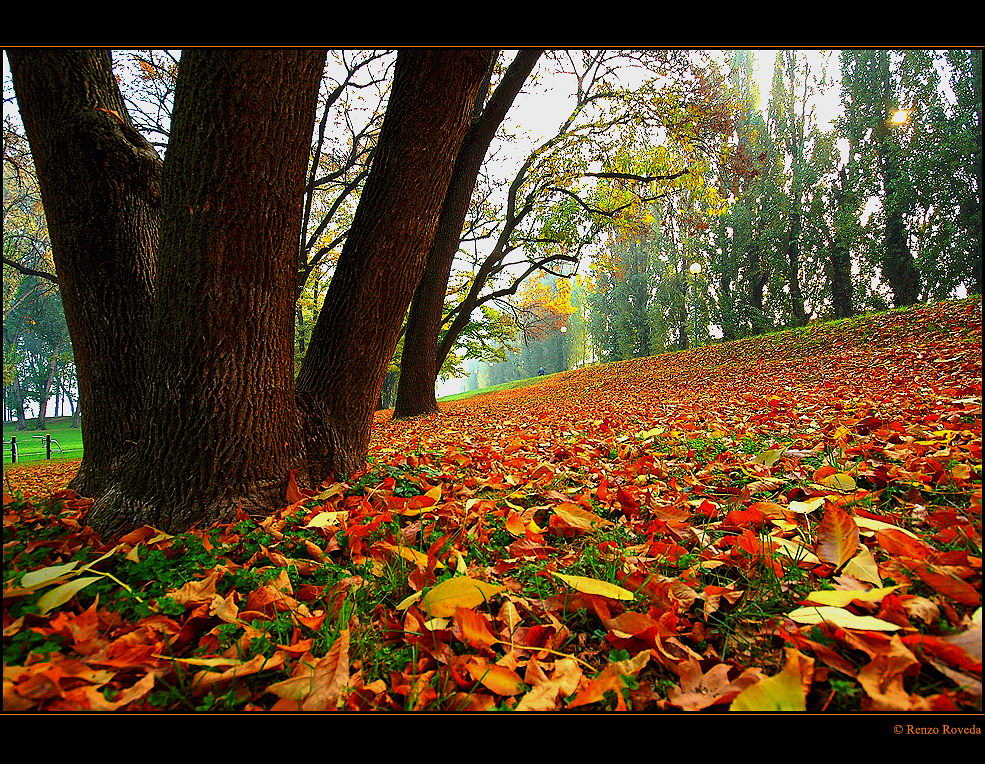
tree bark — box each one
[393,50,542,419]
[297,48,496,479]
[16,47,494,537]
[8,49,160,495]
[86,49,327,536]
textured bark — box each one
[8,49,159,495]
[86,50,327,536]
[393,50,542,419]
[297,49,496,478]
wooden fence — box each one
[3,434,75,464]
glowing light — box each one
[559,325,568,333]
[689,262,702,275]
[890,108,910,126]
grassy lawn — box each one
[438,370,567,403]
[2,417,84,464]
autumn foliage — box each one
[3,298,981,712]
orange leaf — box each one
[454,607,499,650]
[815,505,859,569]
[912,564,981,606]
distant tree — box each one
[839,50,942,307]
[394,50,734,419]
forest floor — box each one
[3,297,981,712]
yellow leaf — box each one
[820,473,857,492]
[304,511,347,528]
[467,660,525,696]
[730,655,806,711]
[153,655,242,667]
[378,542,444,569]
[769,536,821,564]
[787,605,900,631]
[20,562,79,590]
[420,577,505,617]
[839,546,881,589]
[395,591,422,611]
[854,516,920,540]
[37,576,102,615]
[805,586,900,607]
[788,497,824,514]
[552,572,634,601]
[751,448,783,467]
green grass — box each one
[3,417,83,464]
[438,371,566,403]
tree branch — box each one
[2,256,59,284]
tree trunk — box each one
[377,369,399,411]
[8,49,159,495]
[86,49,327,536]
[297,49,496,479]
[786,211,808,326]
[393,50,541,419]
[829,242,855,318]
[17,48,493,538]
[11,376,29,431]
[34,346,60,430]
[745,240,769,335]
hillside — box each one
[3,298,981,712]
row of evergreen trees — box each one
[466,50,981,391]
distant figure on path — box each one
[538,367,545,376]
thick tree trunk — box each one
[296,49,496,479]
[86,50,327,536]
[8,49,159,496]
[393,50,541,419]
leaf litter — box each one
[3,298,981,711]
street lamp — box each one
[689,262,702,276]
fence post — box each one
[46,433,52,460]
[10,436,16,464]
